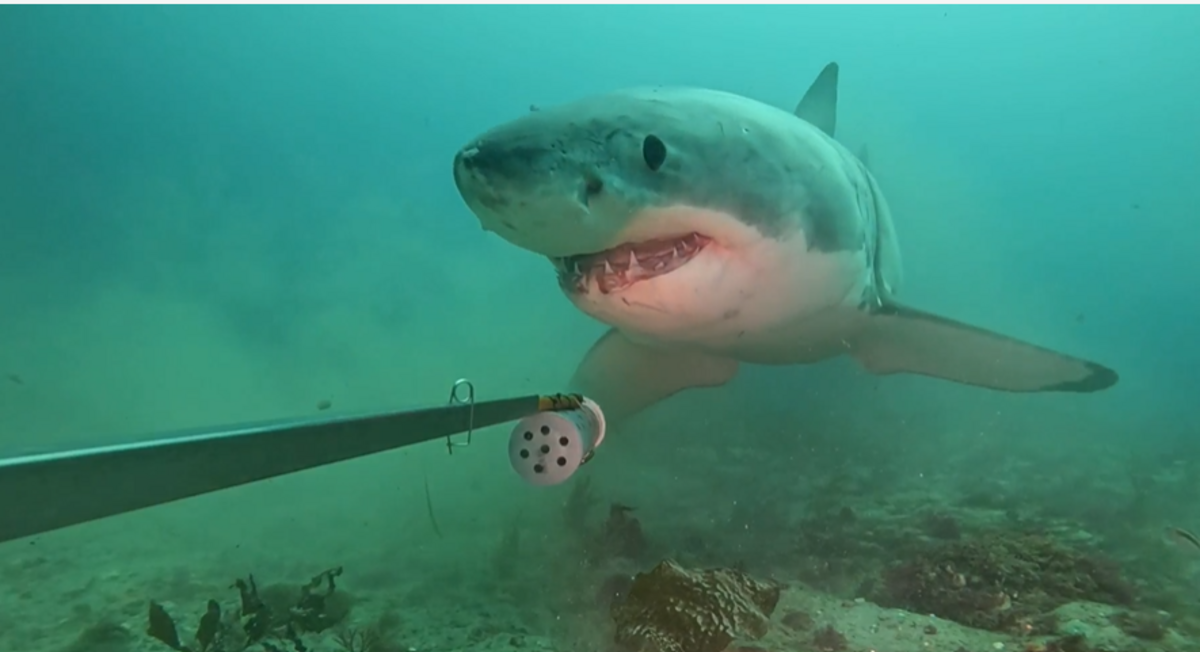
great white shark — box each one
[452,62,1118,425]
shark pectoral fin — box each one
[850,302,1118,393]
[568,328,739,425]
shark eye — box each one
[642,134,667,171]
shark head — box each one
[453,64,860,342]
[452,90,765,284]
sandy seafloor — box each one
[4,385,1200,652]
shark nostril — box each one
[578,175,604,208]
[585,176,604,196]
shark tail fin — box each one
[849,301,1118,393]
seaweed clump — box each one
[875,532,1134,632]
[597,503,648,562]
[612,560,780,652]
[561,477,650,565]
[147,567,349,652]
[1108,610,1170,641]
[811,624,848,652]
[332,610,403,652]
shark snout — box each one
[453,143,484,176]
[454,137,564,220]
[452,145,482,197]
[452,131,609,257]
[453,141,526,221]
[454,140,546,183]
[453,141,517,206]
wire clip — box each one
[444,378,476,455]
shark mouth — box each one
[553,233,711,295]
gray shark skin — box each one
[452,62,1118,425]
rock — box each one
[612,560,781,652]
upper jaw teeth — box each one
[551,233,710,295]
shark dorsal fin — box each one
[794,62,839,138]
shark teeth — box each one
[554,233,711,295]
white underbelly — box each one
[570,231,870,364]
